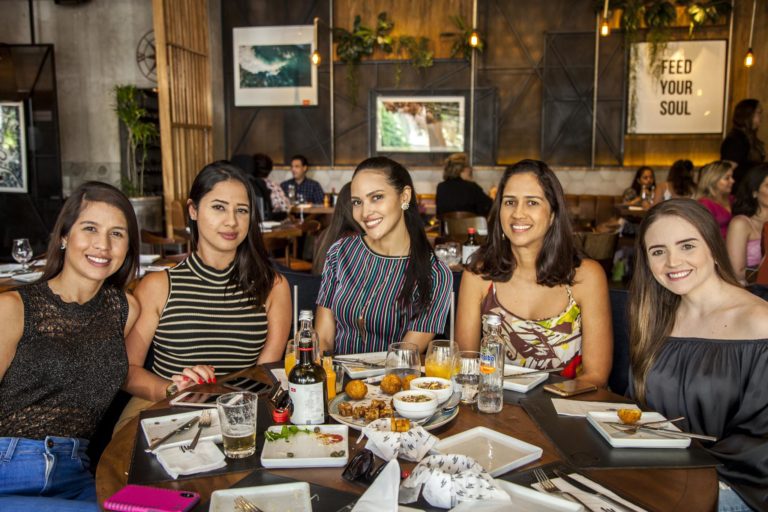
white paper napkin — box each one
[360,418,438,462]
[270,368,290,389]
[155,440,226,479]
[12,271,43,283]
[552,399,640,417]
[532,473,647,512]
[351,459,401,512]
[399,455,510,509]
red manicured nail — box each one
[207,378,213,384]
[212,377,217,383]
[183,376,190,381]
[198,378,204,384]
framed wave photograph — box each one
[375,95,465,153]
[233,25,317,107]
[0,101,27,193]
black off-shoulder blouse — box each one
[634,337,768,511]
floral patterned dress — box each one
[480,283,583,378]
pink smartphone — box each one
[103,484,200,512]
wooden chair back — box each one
[141,229,188,259]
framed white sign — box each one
[233,25,317,107]
[628,40,726,134]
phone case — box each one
[543,382,597,397]
[103,484,200,512]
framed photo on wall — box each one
[233,25,317,107]
[628,40,727,134]
[374,95,465,153]
[0,101,27,193]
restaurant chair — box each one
[573,231,619,275]
[272,220,321,272]
[440,212,487,243]
[755,223,768,285]
[170,200,192,249]
[140,229,189,259]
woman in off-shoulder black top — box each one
[629,199,768,512]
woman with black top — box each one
[0,182,140,510]
[436,152,493,217]
[721,99,765,190]
[629,199,768,512]
[119,162,290,430]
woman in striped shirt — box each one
[316,157,452,355]
[123,162,291,405]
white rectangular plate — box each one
[335,351,387,378]
[260,221,282,230]
[435,426,543,477]
[586,411,691,448]
[261,424,349,468]
[139,254,161,265]
[502,365,549,393]
[210,482,312,512]
[449,479,582,511]
[140,410,222,449]
[13,271,43,283]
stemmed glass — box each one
[12,238,33,272]
[385,341,420,380]
[425,339,456,379]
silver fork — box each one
[534,468,594,511]
[180,410,212,453]
[234,495,264,512]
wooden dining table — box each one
[96,366,718,511]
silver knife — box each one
[145,416,200,452]
[503,367,564,379]
[553,469,633,512]
[333,358,384,368]
[606,422,717,442]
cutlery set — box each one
[145,411,213,453]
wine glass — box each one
[385,341,420,380]
[12,238,33,272]
[425,339,456,379]
[452,351,481,404]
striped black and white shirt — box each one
[151,252,268,378]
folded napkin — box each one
[400,455,510,509]
[351,459,401,512]
[532,473,647,512]
[360,418,438,462]
[12,271,43,283]
[552,399,640,417]
[155,440,226,479]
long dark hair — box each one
[732,163,768,217]
[312,183,360,274]
[353,157,434,315]
[630,166,655,196]
[468,159,581,286]
[629,199,740,405]
[730,99,765,161]
[188,161,276,306]
[41,181,139,289]
[667,159,694,197]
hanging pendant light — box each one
[745,0,756,67]
[600,0,610,37]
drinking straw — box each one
[450,291,455,341]
[293,285,298,336]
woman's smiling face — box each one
[498,172,553,250]
[350,169,410,244]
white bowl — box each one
[393,390,438,420]
[408,377,452,404]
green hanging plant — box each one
[684,0,732,35]
[441,15,484,61]
[393,35,434,86]
[333,12,394,104]
[113,85,158,197]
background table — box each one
[96,366,718,511]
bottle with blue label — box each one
[478,314,504,413]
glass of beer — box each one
[216,392,258,458]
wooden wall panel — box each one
[335,0,472,60]
[154,0,213,236]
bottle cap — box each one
[272,407,290,423]
[467,227,477,234]
[482,314,502,326]
[299,310,313,321]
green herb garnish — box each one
[264,425,311,442]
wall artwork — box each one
[0,101,27,193]
[375,95,465,153]
[233,25,317,107]
[628,40,727,134]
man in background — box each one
[281,154,325,205]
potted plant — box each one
[114,84,163,233]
